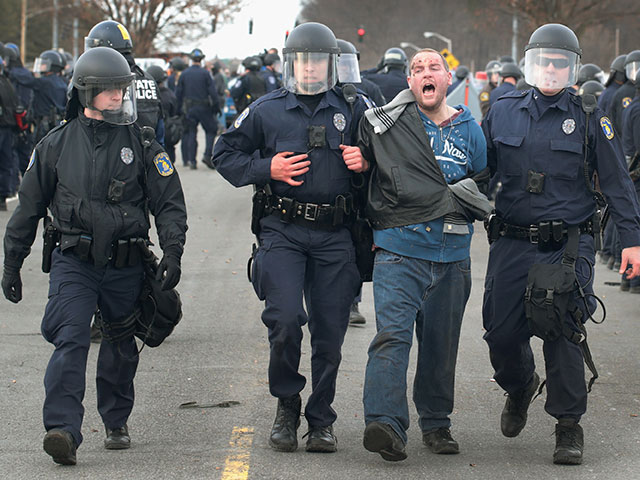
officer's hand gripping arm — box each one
[156,246,182,291]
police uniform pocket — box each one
[495,136,525,176]
[547,140,582,180]
[251,240,272,301]
[327,136,351,180]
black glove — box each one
[156,253,181,291]
[2,265,23,303]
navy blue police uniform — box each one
[609,80,635,135]
[133,67,165,145]
[0,70,19,204]
[212,86,367,427]
[488,81,516,108]
[482,88,640,420]
[3,112,187,449]
[7,64,34,184]
[176,64,220,167]
[363,69,407,103]
[29,74,68,143]
[260,68,282,93]
[598,80,621,116]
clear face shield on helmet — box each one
[626,61,640,83]
[33,57,52,76]
[524,48,580,92]
[283,51,337,95]
[337,52,361,84]
[81,77,137,125]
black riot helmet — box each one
[189,48,205,62]
[242,56,262,72]
[34,49,65,75]
[336,39,361,84]
[382,47,408,71]
[85,20,133,54]
[624,50,640,83]
[577,63,604,86]
[147,65,167,84]
[578,80,605,98]
[72,47,137,125]
[500,62,523,80]
[169,56,187,72]
[455,65,470,80]
[263,52,281,65]
[282,22,340,95]
[4,42,21,67]
[523,23,581,91]
[485,60,502,86]
[499,55,515,64]
[605,54,626,87]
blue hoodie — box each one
[373,104,487,262]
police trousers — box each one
[482,235,596,421]
[250,215,360,427]
[41,248,144,446]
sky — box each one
[178,0,303,60]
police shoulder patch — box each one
[480,91,489,102]
[600,116,614,140]
[234,107,250,129]
[622,97,632,108]
[27,150,36,171]
[153,152,174,176]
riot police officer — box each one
[31,50,68,144]
[260,53,283,93]
[230,56,267,113]
[599,54,626,115]
[482,23,640,465]
[363,47,408,102]
[489,62,522,106]
[336,39,385,107]
[168,56,187,92]
[480,60,501,119]
[85,20,165,145]
[176,48,220,169]
[0,54,19,211]
[577,63,605,87]
[609,50,640,135]
[4,43,33,191]
[147,65,180,165]
[1,47,187,466]
[213,22,368,453]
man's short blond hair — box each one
[409,48,450,73]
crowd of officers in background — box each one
[1,35,639,296]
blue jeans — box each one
[363,250,471,444]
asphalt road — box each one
[1,137,639,479]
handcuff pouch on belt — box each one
[523,225,600,391]
[42,216,60,273]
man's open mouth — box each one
[422,83,435,94]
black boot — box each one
[349,302,366,325]
[304,424,337,453]
[105,424,131,450]
[553,419,583,465]
[501,372,540,437]
[0,197,6,211]
[43,429,77,465]
[269,394,301,452]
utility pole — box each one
[53,0,59,49]
[21,0,27,63]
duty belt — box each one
[486,215,594,247]
[68,235,147,267]
[266,194,355,231]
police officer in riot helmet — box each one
[0,53,20,211]
[147,65,181,165]
[480,60,502,118]
[2,46,187,466]
[176,47,220,169]
[363,47,409,102]
[482,23,640,465]
[85,20,164,144]
[230,56,267,114]
[489,62,522,106]
[599,54,626,115]
[336,39,384,107]
[168,56,187,92]
[31,50,67,143]
[577,63,605,86]
[261,53,283,93]
[610,50,640,135]
[213,21,369,454]
[578,80,604,98]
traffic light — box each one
[249,19,253,35]
[357,26,365,43]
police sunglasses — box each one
[535,56,570,69]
